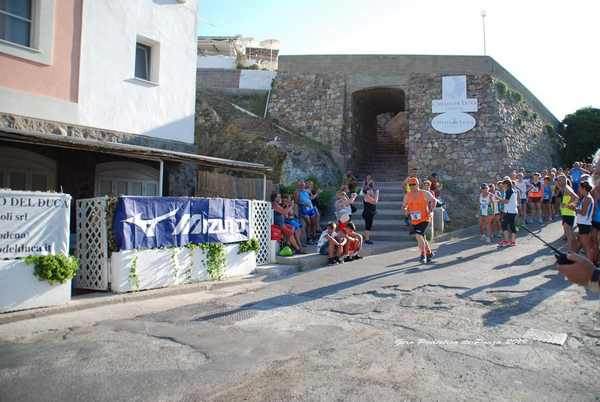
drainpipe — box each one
[263,89,272,119]
[159,160,164,196]
[262,173,267,201]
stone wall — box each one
[493,78,561,171]
[408,74,505,187]
[268,73,346,153]
[407,74,560,225]
[197,69,242,90]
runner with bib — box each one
[404,177,438,264]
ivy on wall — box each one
[128,253,140,291]
[185,243,227,281]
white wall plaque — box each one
[431,76,477,134]
[431,112,477,135]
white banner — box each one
[0,190,71,259]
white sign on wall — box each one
[0,191,71,259]
[431,75,477,134]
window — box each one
[131,36,160,85]
[95,162,160,197]
[0,0,32,47]
[135,43,151,81]
[0,147,57,191]
[0,0,54,65]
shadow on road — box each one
[455,263,571,327]
[193,266,416,322]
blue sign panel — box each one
[113,197,249,251]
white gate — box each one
[76,197,109,290]
[250,200,272,265]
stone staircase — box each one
[352,180,413,242]
[351,123,411,241]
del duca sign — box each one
[431,75,477,134]
[0,190,71,259]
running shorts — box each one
[413,221,429,236]
[501,213,517,233]
[300,206,317,217]
[562,215,575,227]
[578,224,592,235]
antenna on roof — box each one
[480,9,487,56]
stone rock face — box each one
[195,89,341,186]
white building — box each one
[197,35,279,91]
[0,0,269,199]
[1,0,198,143]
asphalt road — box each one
[1,222,599,402]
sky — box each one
[197,0,599,120]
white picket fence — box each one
[75,198,272,291]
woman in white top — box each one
[576,179,595,261]
[479,183,494,243]
[496,179,519,247]
[515,173,528,224]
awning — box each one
[0,127,272,174]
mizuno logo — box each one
[123,210,247,237]
[123,209,179,237]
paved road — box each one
[1,222,599,402]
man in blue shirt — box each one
[569,162,589,194]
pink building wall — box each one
[0,0,82,102]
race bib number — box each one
[410,212,422,221]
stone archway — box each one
[351,87,407,180]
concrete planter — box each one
[0,260,71,313]
[110,244,256,293]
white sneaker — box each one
[485,236,491,243]
[480,234,487,241]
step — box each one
[352,211,407,219]
[275,241,415,270]
[371,181,407,188]
[356,174,407,180]
[377,194,405,202]
[353,223,407,232]
[363,231,415,242]
[353,217,407,226]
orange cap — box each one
[408,177,419,185]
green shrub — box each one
[317,190,335,213]
[544,124,554,135]
[238,238,260,254]
[495,81,507,96]
[511,91,523,103]
[279,183,296,195]
[24,254,79,285]
[521,110,530,119]
[532,112,538,120]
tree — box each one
[560,107,600,166]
